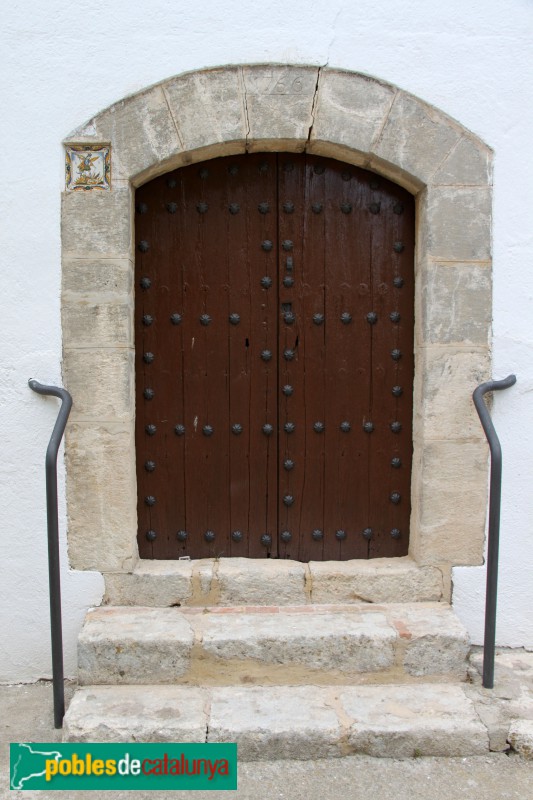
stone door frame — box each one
[61,65,492,579]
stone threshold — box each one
[103,555,445,607]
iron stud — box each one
[228,164,239,175]
[391,457,402,468]
[394,242,405,253]
[390,311,401,323]
[284,311,296,325]
[312,203,323,214]
[313,313,325,325]
[259,161,269,173]
[313,421,325,433]
[283,202,295,213]
[203,425,214,436]
[196,202,208,213]
[284,422,296,434]
[146,529,157,541]
[232,423,243,435]
[229,313,240,325]
[286,256,293,271]
[282,384,294,396]
[170,313,182,325]
[261,349,273,362]
[369,202,381,214]
[336,529,347,540]
[138,240,149,252]
[390,421,402,433]
[199,168,209,179]
[261,276,273,289]
[167,178,177,188]
[261,533,272,546]
[284,458,295,471]
[263,423,274,436]
[283,276,295,287]
[145,495,156,507]
[283,349,295,361]
[392,386,403,397]
[283,161,294,172]
[366,312,378,324]
[136,202,148,214]
[390,492,401,504]
[177,530,188,541]
[143,352,155,364]
[314,164,325,174]
[363,527,373,540]
[340,202,352,214]
[340,421,351,433]
[393,276,404,288]
[143,314,154,326]
[341,312,352,324]
[262,240,273,252]
[282,240,294,251]
[312,529,324,541]
[145,424,157,436]
[204,530,215,542]
[283,495,294,506]
[370,178,380,189]
[342,171,351,181]
[143,388,154,400]
[281,530,292,542]
[393,202,404,215]
[231,530,243,542]
[391,528,401,539]
[200,313,212,326]
[174,424,186,436]
[258,202,270,214]
[140,276,152,290]
[145,460,156,472]
[167,202,177,214]
[391,349,402,361]
[363,421,374,433]
[229,203,240,214]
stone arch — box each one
[61,65,492,579]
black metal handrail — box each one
[28,379,72,728]
[473,373,516,689]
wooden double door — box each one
[135,153,414,561]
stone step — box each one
[78,602,469,686]
[103,556,445,607]
[63,683,489,758]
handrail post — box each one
[472,374,516,689]
[28,379,72,728]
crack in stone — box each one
[161,84,185,150]
[240,68,251,152]
[305,66,324,151]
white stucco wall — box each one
[1,0,531,681]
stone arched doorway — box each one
[61,66,492,591]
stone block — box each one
[389,603,470,677]
[78,607,194,684]
[217,558,306,605]
[309,558,443,604]
[373,91,460,187]
[208,686,342,760]
[104,560,194,606]
[61,187,132,258]
[65,422,137,571]
[433,135,493,186]
[62,301,133,348]
[311,69,395,157]
[63,349,134,420]
[341,684,488,757]
[418,186,492,261]
[411,440,488,565]
[164,67,247,152]
[508,719,533,759]
[63,685,208,742]
[62,258,133,300]
[415,347,491,440]
[243,65,318,149]
[420,262,491,345]
[89,85,182,180]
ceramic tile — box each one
[66,145,111,191]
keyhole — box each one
[245,338,249,348]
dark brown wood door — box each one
[135,153,414,561]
